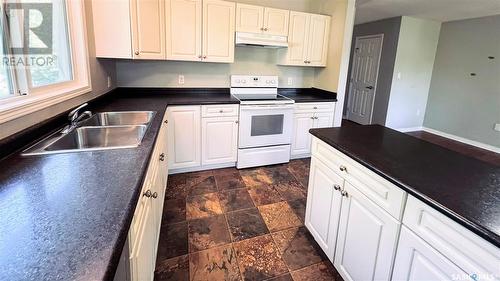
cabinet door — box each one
[313,112,334,128]
[201,116,238,165]
[202,0,235,63]
[306,14,330,67]
[305,157,343,259]
[393,227,469,281]
[334,181,400,281]
[263,8,289,36]
[130,200,155,281]
[130,0,165,59]
[166,0,202,61]
[167,106,201,170]
[291,113,314,156]
[282,11,309,65]
[236,3,263,33]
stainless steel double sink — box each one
[22,111,156,156]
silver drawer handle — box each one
[339,165,347,172]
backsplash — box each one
[116,47,315,88]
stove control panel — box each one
[231,75,279,88]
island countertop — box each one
[309,125,500,247]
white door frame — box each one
[346,34,384,124]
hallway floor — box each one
[154,159,343,281]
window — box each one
[0,0,90,123]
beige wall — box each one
[311,0,348,92]
[0,0,116,140]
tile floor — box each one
[155,158,344,281]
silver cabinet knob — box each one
[152,192,158,199]
[313,107,318,109]
[219,110,224,113]
[159,153,165,161]
[341,190,349,197]
[333,184,341,191]
[198,55,202,59]
[264,27,268,31]
[235,120,239,124]
[143,190,152,198]
[339,165,347,172]
[314,117,318,119]
[310,116,314,119]
[203,56,207,59]
[164,120,168,124]
[135,51,139,55]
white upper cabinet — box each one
[166,0,202,61]
[263,8,289,36]
[93,0,166,59]
[279,11,330,67]
[202,0,236,63]
[130,0,166,59]
[236,3,264,33]
[236,4,289,36]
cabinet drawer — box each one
[202,104,239,117]
[311,137,407,220]
[403,195,500,279]
[294,102,335,113]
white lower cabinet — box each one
[114,111,169,281]
[167,106,201,170]
[168,104,239,174]
[305,157,343,258]
[393,226,468,281]
[334,181,400,281]
[201,116,238,165]
[291,102,335,158]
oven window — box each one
[251,115,284,136]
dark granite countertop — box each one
[309,125,500,247]
[0,89,239,281]
[279,88,337,103]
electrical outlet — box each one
[107,76,112,88]
[397,72,402,80]
[287,77,293,86]
[494,123,500,132]
[416,109,421,116]
[178,75,185,85]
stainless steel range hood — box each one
[235,32,288,48]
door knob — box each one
[366,86,374,89]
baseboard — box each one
[422,127,500,154]
[169,162,236,175]
[395,126,423,133]
[291,153,311,160]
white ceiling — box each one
[355,0,500,24]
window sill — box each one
[0,85,92,124]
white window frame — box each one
[0,0,91,124]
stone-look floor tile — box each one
[258,202,302,232]
[273,179,307,201]
[157,222,188,261]
[161,198,186,225]
[226,208,269,242]
[219,189,255,212]
[271,227,324,270]
[287,159,311,188]
[247,185,283,206]
[188,176,217,196]
[155,255,189,281]
[290,262,340,281]
[166,174,189,200]
[216,176,246,191]
[185,170,214,186]
[266,274,294,281]
[288,198,307,223]
[262,165,295,184]
[189,244,242,281]
[239,168,273,188]
[234,235,289,281]
[188,215,231,252]
[186,193,223,220]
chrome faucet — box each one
[61,103,93,134]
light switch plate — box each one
[178,75,185,85]
[494,123,500,132]
[287,77,293,86]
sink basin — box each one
[45,126,148,151]
[80,111,155,126]
[23,125,148,155]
